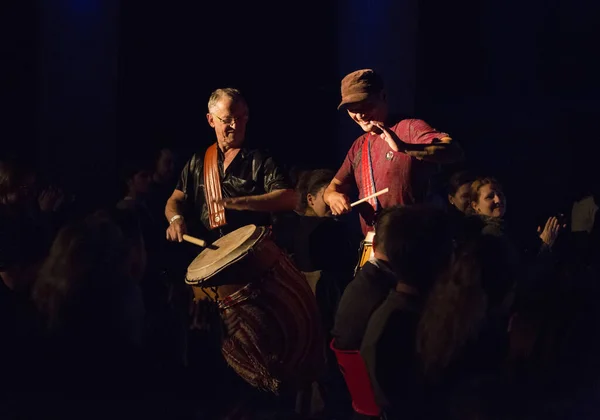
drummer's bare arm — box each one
[403,137,464,163]
[221,189,298,212]
[165,190,187,242]
[323,179,352,215]
[165,190,185,221]
[402,120,464,163]
[324,178,352,197]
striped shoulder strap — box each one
[203,143,227,229]
[360,134,378,211]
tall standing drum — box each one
[185,224,324,394]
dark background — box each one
[2,0,599,232]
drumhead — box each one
[186,224,266,285]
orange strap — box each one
[203,143,227,229]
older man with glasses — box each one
[165,87,296,243]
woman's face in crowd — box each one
[448,183,471,213]
[472,184,506,218]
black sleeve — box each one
[360,309,390,408]
[261,153,291,192]
[361,309,421,414]
[332,267,392,350]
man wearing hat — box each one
[323,69,464,235]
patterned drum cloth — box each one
[186,225,325,394]
[220,252,325,394]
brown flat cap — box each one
[337,69,384,110]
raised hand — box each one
[537,216,565,248]
[38,186,65,212]
[372,122,407,153]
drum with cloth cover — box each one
[185,224,324,394]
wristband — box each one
[169,214,183,224]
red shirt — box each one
[334,119,449,234]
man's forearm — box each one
[404,141,464,164]
[328,182,344,194]
[165,198,183,222]
[234,189,298,212]
[324,179,350,200]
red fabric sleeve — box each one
[401,119,450,145]
[334,136,365,185]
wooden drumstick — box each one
[182,234,209,248]
[350,188,389,207]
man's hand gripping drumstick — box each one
[324,177,390,216]
[166,214,216,249]
[166,214,187,242]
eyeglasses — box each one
[212,113,248,126]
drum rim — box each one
[185,224,267,286]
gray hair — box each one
[207,88,247,113]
